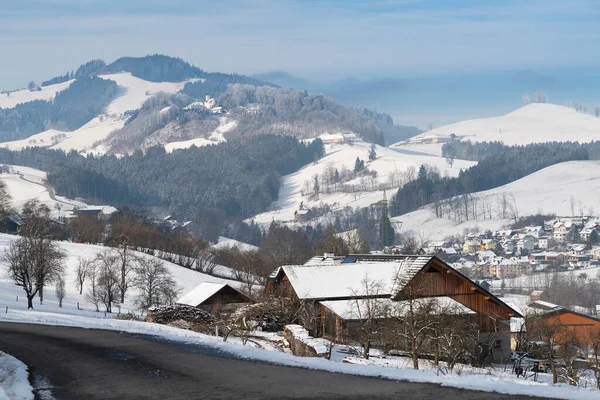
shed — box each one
[177,282,254,315]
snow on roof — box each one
[441,247,457,254]
[320,297,474,320]
[282,256,432,300]
[176,282,228,307]
[530,300,562,310]
[530,290,544,296]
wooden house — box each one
[177,282,254,315]
[532,307,600,345]
[294,209,312,223]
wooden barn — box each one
[266,254,521,359]
[531,307,600,345]
[177,282,254,315]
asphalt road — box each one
[0,322,549,400]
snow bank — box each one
[0,310,597,399]
[0,351,34,400]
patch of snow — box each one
[164,117,236,152]
[0,80,74,109]
[213,237,258,252]
[0,351,34,400]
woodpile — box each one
[147,305,215,325]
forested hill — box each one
[390,141,594,217]
[0,136,325,238]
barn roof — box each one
[176,282,252,307]
[320,296,475,321]
[280,255,432,301]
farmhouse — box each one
[266,254,521,359]
[177,282,254,315]
[294,209,312,222]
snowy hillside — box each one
[0,80,74,109]
[0,234,245,318]
[0,73,195,154]
[250,137,475,225]
[394,160,600,241]
[391,104,600,156]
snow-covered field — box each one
[0,351,33,400]
[394,160,600,241]
[164,117,237,152]
[0,73,196,154]
[0,165,115,218]
[214,236,259,252]
[0,80,74,109]
[0,234,245,319]
[250,138,475,225]
[391,103,600,156]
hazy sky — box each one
[1,0,599,90]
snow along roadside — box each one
[0,351,34,400]
[0,309,597,400]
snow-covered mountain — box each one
[1,73,196,153]
[393,160,600,241]
[391,103,600,156]
[0,56,410,155]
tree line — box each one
[392,142,594,217]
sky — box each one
[1,0,599,126]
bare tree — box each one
[55,275,66,307]
[348,275,390,359]
[588,328,600,390]
[389,295,438,369]
[522,92,530,105]
[85,259,101,311]
[528,314,563,384]
[133,257,180,311]
[94,250,121,313]
[3,236,65,309]
[557,329,583,386]
[194,246,217,274]
[595,107,600,118]
[75,257,91,295]
[534,91,546,103]
[110,235,136,303]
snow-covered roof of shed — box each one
[176,282,228,306]
[282,255,432,300]
[320,296,474,320]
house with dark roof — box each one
[267,253,521,360]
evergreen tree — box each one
[313,174,320,196]
[354,157,365,173]
[368,143,377,161]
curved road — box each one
[0,322,547,400]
